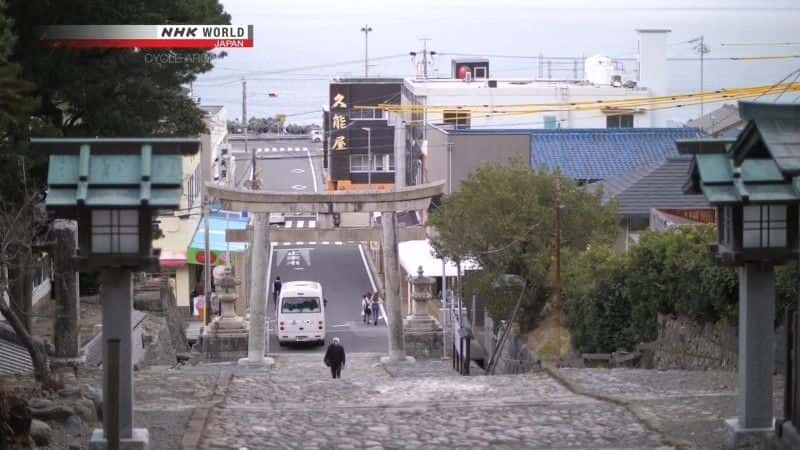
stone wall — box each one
[639,313,788,372]
[404,331,443,360]
[639,314,738,371]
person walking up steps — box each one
[323,337,346,379]
[371,294,380,326]
[361,292,371,324]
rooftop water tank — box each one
[584,55,613,85]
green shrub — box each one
[563,225,800,354]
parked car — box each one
[311,130,322,142]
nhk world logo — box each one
[38,25,254,49]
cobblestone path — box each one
[199,354,670,449]
[557,368,784,450]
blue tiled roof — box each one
[530,128,705,181]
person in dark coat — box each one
[324,337,346,379]
[272,276,282,308]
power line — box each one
[193,54,409,86]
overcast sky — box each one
[194,1,800,123]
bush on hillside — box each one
[564,224,799,354]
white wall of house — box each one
[404,79,655,131]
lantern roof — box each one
[34,138,200,211]
[679,102,800,205]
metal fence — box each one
[784,306,799,430]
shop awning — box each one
[159,250,187,269]
[398,239,479,278]
[188,211,250,266]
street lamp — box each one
[362,127,372,189]
[361,25,372,78]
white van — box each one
[277,281,326,346]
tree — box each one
[0,0,231,389]
[0,193,56,388]
[429,162,618,329]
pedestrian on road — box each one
[371,294,381,326]
[273,276,282,308]
[323,337,346,379]
[361,292,371,324]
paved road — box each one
[229,137,388,354]
[230,138,324,190]
[265,242,388,354]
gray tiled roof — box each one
[686,104,744,137]
[594,157,709,218]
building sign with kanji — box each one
[330,90,348,150]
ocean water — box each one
[194,0,800,125]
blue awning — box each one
[187,211,250,265]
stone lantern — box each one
[208,266,248,330]
[34,137,200,450]
[202,266,249,360]
[680,101,800,447]
[405,266,438,331]
[403,266,443,360]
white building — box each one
[154,105,230,314]
[389,29,671,186]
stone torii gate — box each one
[206,181,445,364]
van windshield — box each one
[281,297,321,313]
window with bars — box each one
[374,154,395,172]
[91,209,140,254]
[443,110,471,129]
[350,154,369,172]
[742,205,787,248]
[349,109,383,120]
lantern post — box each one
[35,137,200,450]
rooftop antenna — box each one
[688,36,710,118]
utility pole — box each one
[242,78,253,183]
[421,38,430,78]
[409,39,436,80]
[361,25,372,78]
[554,176,562,365]
[689,36,710,117]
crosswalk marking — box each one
[284,220,293,228]
[296,220,305,228]
[245,146,318,154]
[271,241,355,247]
[308,220,316,228]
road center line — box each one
[358,244,377,293]
[307,149,319,192]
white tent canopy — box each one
[398,239,479,278]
